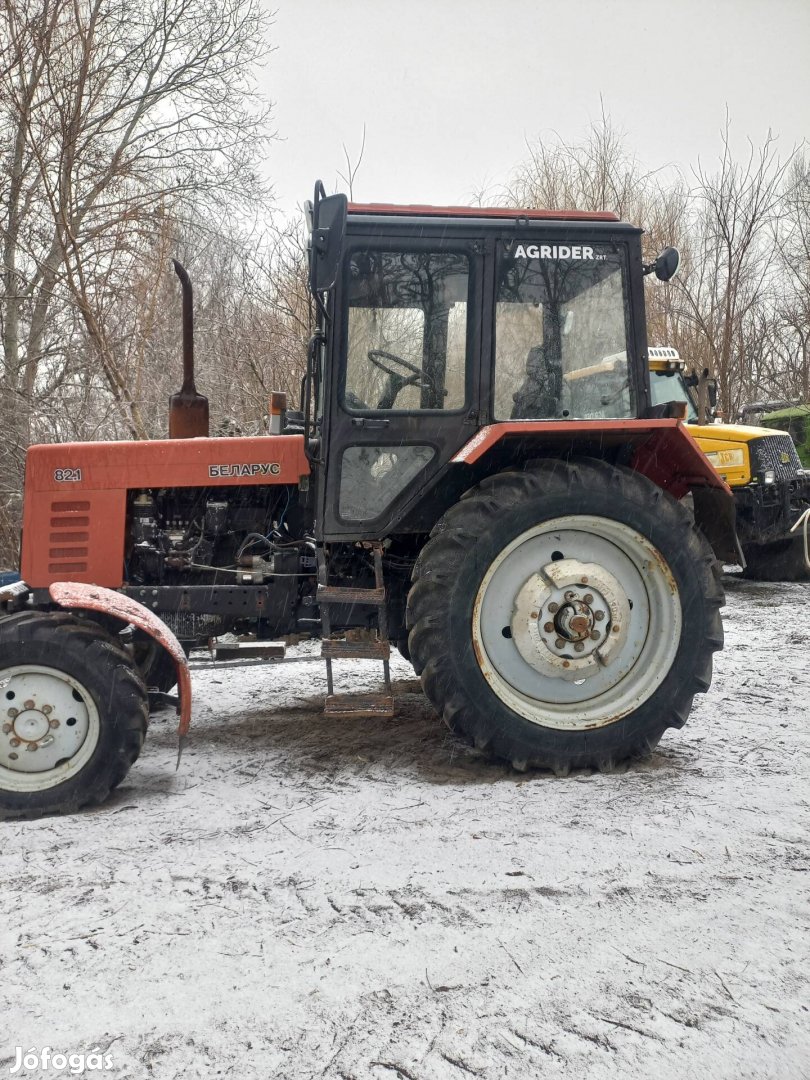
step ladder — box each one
[317,542,395,719]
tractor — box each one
[0,184,735,817]
[647,349,810,581]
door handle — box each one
[351,417,390,428]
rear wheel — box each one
[0,612,148,818]
[406,458,724,772]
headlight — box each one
[706,448,745,469]
[761,469,776,485]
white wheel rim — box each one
[0,666,100,793]
[473,515,682,731]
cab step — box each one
[324,692,395,719]
[317,542,393,719]
[321,638,391,660]
[317,585,386,606]
[213,641,286,660]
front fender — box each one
[48,582,192,742]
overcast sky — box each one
[259,0,809,218]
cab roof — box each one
[761,405,810,421]
[347,202,619,223]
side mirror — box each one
[309,182,347,294]
[643,246,681,282]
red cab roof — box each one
[347,202,619,222]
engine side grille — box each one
[48,499,90,574]
[748,435,802,483]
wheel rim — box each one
[0,666,100,793]
[473,515,682,731]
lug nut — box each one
[49,718,60,729]
[9,738,20,747]
[25,742,38,752]
[574,642,585,652]
[564,591,575,600]
[594,611,605,621]
[42,705,52,715]
[547,602,559,613]
[555,638,565,650]
[8,752,18,760]
[544,622,554,633]
[590,630,600,640]
[23,700,34,710]
[583,593,594,604]
[2,724,11,734]
[7,708,18,718]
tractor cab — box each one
[305,188,655,540]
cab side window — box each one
[344,250,470,412]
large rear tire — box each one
[406,458,724,772]
[0,612,149,818]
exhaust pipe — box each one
[169,259,209,439]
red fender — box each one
[48,582,192,746]
[452,419,730,496]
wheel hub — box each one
[0,669,92,776]
[11,708,52,745]
[511,558,631,681]
[555,599,595,642]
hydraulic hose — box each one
[789,507,810,571]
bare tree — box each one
[504,105,680,254]
[771,152,810,401]
[501,110,802,418]
[337,125,366,201]
[672,120,794,416]
[0,0,276,565]
[0,0,273,441]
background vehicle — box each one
[760,405,810,468]
[648,349,810,581]
[0,187,735,817]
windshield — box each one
[494,242,634,419]
[649,369,698,422]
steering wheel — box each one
[367,349,430,409]
[367,349,423,380]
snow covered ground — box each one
[3,574,809,1080]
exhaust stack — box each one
[169,259,209,439]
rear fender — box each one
[48,582,192,740]
[452,420,739,562]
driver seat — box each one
[510,345,562,419]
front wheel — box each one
[406,458,724,772]
[0,612,149,818]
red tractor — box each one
[0,184,735,817]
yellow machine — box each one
[648,348,810,580]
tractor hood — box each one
[688,422,794,486]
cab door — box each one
[318,235,484,540]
